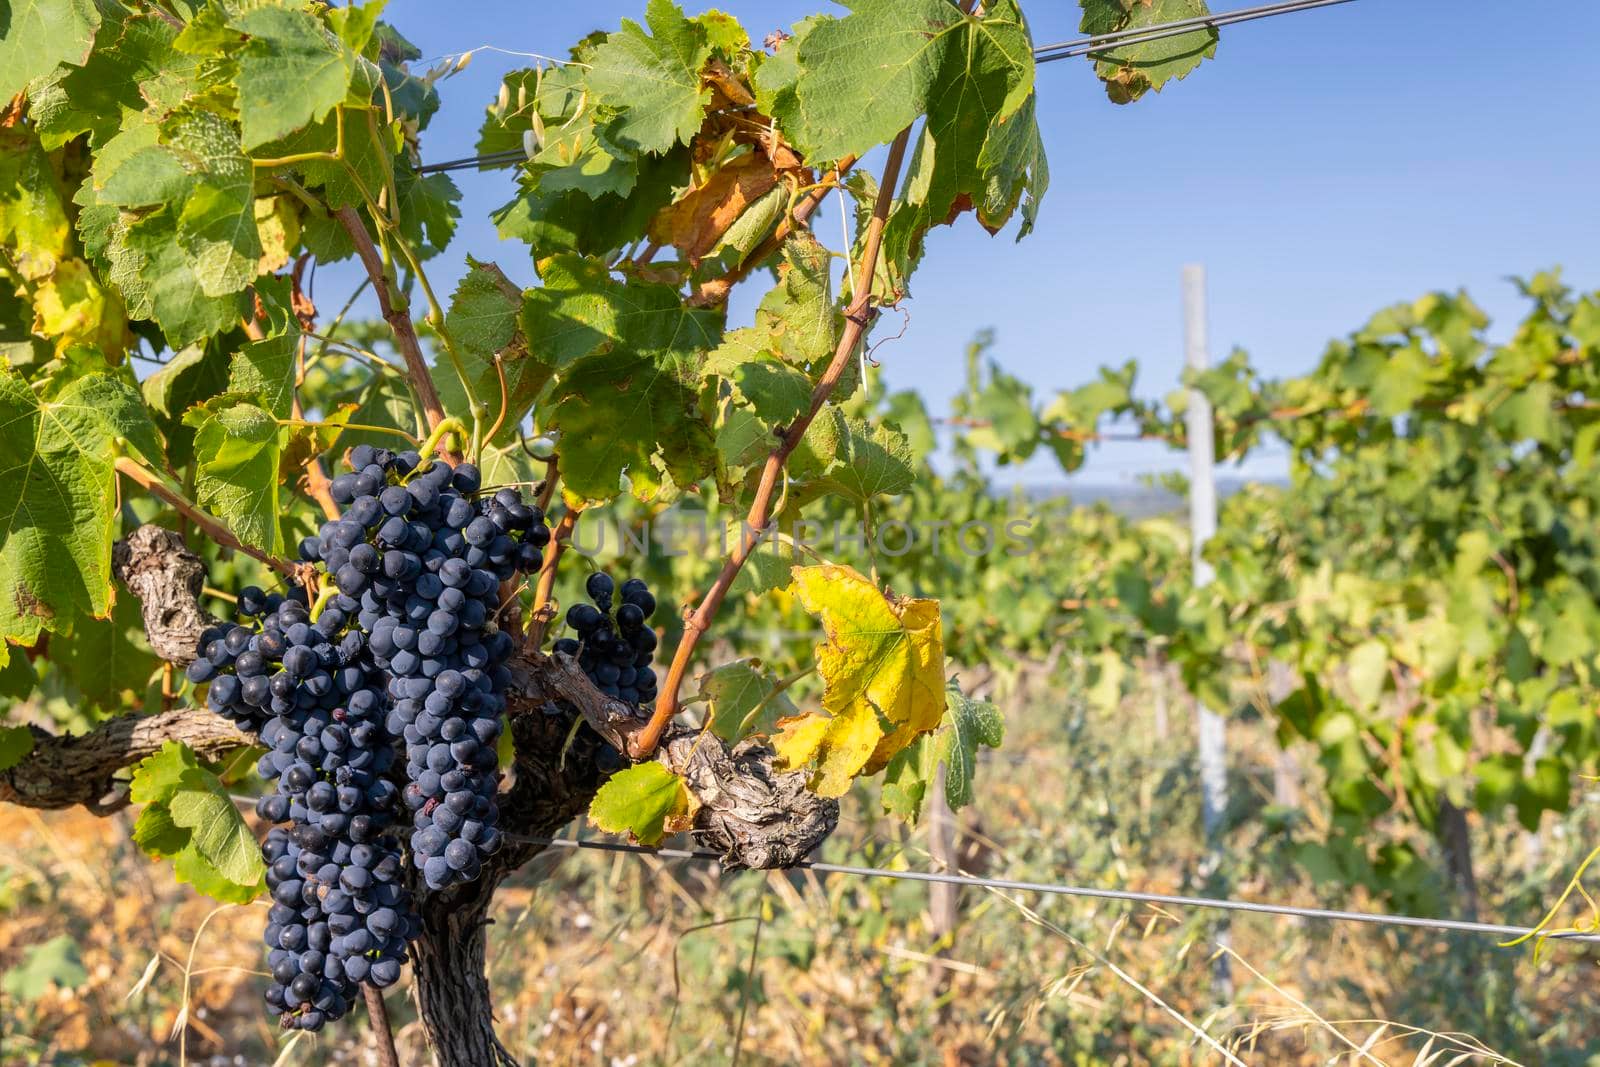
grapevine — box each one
[7,0,1588,1064]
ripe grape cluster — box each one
[186,443,549,1029]
[189,586,413,1030]
[552,571,659,706]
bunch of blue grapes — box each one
[551,571,658,707]
[185,443,551,1027]
[302,445,546,892]
[188,587,414,1030]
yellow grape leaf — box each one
[254,195,301,273]
[31,259,128,358]
[772,702,883,798]
[774,564,944,796]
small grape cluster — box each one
[186,443,550,1029]
[552,572,659,707]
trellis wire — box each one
[415,0,1362,175]
[1033,0,1359,63]
[504,833,1600,946]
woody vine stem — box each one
[633,125,915,759]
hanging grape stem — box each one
[633,126,913,759]
[363,985,400,1067]
[409,417,470,479]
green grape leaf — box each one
[131,742,264,903]
[130,738,200,806]
[712,400,771,485]
[105,210,247,348]
[750,15,814,122]
[150,108,262,299]
[1079,0,1218,103]
[187,401,284,556]
[778,0,961,163]
[178,185,261,299]
[436,258,549,445]
[494,150,686,261]
[233,5,353,149]
[938,680,1003,809]
[754,233,838,367]
[881,0,1042,259]
[976,91,1049,238]
[132,803,189,857]
[393,170,461,259]
[0,0,99,101]
[255,105,394,214]
[168,768,268,887]
[446,257,524,360]
[172,839,264,904]
[880,728,939,822]
[58,596,160,711]
[335,371,419,453]
[0,723,34,772]
[1,935,87,1003]
[143,340,231,467]
[548,348,716,508]
[726,356,813,426]
[728,540,798,598]
[0,366,164,651]
[525,65,640,199]
[586,0,712,154]
[521,252,724,370]
[698,658,798,743]
[801,417,915,505]
[588,761,695,845]
[171,1,235,56]
[229,330,299,421]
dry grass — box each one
[3,666,1598,1066]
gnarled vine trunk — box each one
[411,882,510,1067]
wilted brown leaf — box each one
[649,152,779,267]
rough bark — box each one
[111,523,217,665]
[521,651,840,869]
[659,731,839,870]
[0,706,251,813]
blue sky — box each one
[328,0,1600,486]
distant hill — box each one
[1025,477,1285,519]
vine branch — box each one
[527,506,580,647]
[0,706,250,813]
[636,131,913,758]
[334,205,448,434]
[114,457,304,581]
